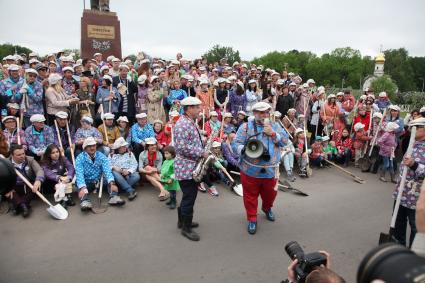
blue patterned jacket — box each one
[235,118,288,178]
[173,115,205,180]
[25,125,55,155]
[131,123,154,144]
[22,80,44,117]
[75,151,114,189]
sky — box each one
[0,0,424,60]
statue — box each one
[90,0,110,12]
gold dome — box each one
[375,53,385,63]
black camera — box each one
[284,241,327,283]
[357,243,425,283]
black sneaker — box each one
[128,191,137,201]
[21,204,30,218]
[66,194,76,206]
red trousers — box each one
[240,172,277,221]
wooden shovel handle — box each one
[54,120,65,156]
[14,169,52,206]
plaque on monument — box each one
[81,9,122,59]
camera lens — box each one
[285,241,304,260]
[0,158,17,195]
[357,243,425,283]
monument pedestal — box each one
[81,9,122,59]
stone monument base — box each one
[81,9,122,59]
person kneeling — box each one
[109,137,140,201]
[75,137,124,211]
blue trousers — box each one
[382,156,394,173]
[112,171,140,193]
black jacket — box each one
[112,76,137,117]
[275,94,294,117]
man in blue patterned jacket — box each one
[235,101,288,235]
[0,64,24,117]
[173,96,208,241]
[20,68,44,128]
[75,137,125,212]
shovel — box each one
[15,170,68,220]
[229,171,309,197]
[324,159,365,184]
[91,176,108,214]
[278,179,309,197]
[379,126,416,244]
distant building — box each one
[362,53,385,91]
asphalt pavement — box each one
[0,167,394,283]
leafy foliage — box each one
[202,45,241,65]
[400,92,425,109]
[370,75,398,102]
[63,49,81,60]
[0,43,32,60]
[383,48,415,92]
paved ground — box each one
[0,167,394,283]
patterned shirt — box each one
[174,115,205,180]
[131,123,154,144]
[235,119,288,178]
[75,151,114,189]
[109,152,138,174]
[62,78,78,96]
[74,127,103,144]
[3,128,27,149]
[393,140,425,209]
[22,80,44,117]
[0,77,24,115]
[25,125,55,155]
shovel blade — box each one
[91,205,108,214]
[47,204,68,220]
[232,184,243,197]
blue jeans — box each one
[81,178,118,202]
[382,156,394,173]
[312,156,325,167]
[283,152,294,172]
[112,171,140,193]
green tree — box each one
[384,48,415,92]
[202,45,241,65]
[0,43,32,60]
[371,75,398,102]
[63,49,81,60]
[410,57,425,91]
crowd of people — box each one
[0,51,424,243]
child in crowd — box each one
[153,120,167,151]
[160,146,180,209]
[310,136,327,167]
[323,136,338,161]
[335,128,353,167]
[377,122,399,183]
[293,128,308,177]
[353,122,372,167]
[281,139,296,182]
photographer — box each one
[286,250,345,283]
